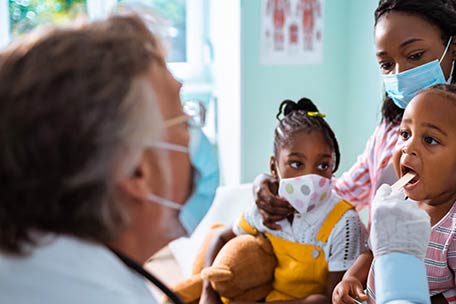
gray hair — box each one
[0,14,164,255]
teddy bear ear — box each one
[201,265,233,283]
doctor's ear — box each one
[117,164,150,204]
[117,151,161,203]
[270,156,278,177]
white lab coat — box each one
[0,235,158,304]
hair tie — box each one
[307,111,326,118]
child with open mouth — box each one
[334,84,456,304]
[386,84,456,303]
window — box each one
[8,0,87,39]
[1,0,215,145]
[1,0,209,82]
[0,0,236,184]
[119,0,186,63]
[115,0,207,82]
[1,0,214,132]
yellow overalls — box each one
[238,200,354,302]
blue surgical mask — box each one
[382,37,454,109]
[148,127,220,235]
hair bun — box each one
[276,97,319,120]
[296,97,319,112]
[445,0,456,11]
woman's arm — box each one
[253,173,294,230]
[204,227,236,268]
[334,135,373,209]
[334,121,399,209]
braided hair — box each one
[274,97,341,173]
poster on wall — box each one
[260,0,324,65]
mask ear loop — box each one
[440,37,454,83]
[448,60,455,83]
[148,193,183,210]
[149,142,189,153]
[440,36,453,62]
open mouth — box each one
[401,165,420,186]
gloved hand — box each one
[370,184,431,260]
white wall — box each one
[0,0,10,49]
[210,1,242,185]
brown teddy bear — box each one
[165,223,224,304]
[166,224,277,303]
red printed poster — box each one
[261,0,324,65]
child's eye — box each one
[400,130,411,140]
[317,163,330,171]
[424,136,439,145]
[289,161,303,169]
[408,51,424,61]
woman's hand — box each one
[253,174,294,230]
[332,276,368,304]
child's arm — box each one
[332,250,373,304]
[204,226,236,268]
[199,226,236,304]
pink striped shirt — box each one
[334,121,400,219]
[367,202,456,303]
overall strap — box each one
[316,200,354,243]
[238,214,259,235]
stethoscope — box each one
[110,249,184,304]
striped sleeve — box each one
[334,122,399,211]
[425,206,456,302]
[442,228,456,304]
[334,128,375,209]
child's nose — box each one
[401,140,418,156]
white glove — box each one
[370,184,431,260]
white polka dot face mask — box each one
[278,174,333,214]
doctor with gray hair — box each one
[0,13,219,304]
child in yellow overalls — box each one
[201,98,367,303]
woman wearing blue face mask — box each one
[0,14,218,304]
[255,0,456,230]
